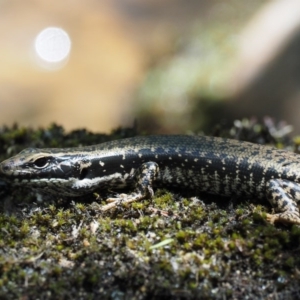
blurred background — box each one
[1,0,300,134]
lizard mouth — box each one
[0,158,31,178]
[0,159,11,176]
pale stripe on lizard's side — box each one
[1,135,300,225]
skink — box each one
[0,135,300,225]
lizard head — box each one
[0,148,86,194]
[0,148,60,178]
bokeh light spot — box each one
[35,27,71,65]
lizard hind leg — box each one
[266,179,300,225]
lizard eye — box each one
[33,157,50,168]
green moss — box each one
[1,122,300,299]
[284,257,295,268]
[175,230,189,243]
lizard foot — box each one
[266,212,300,225]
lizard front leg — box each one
[101,162,159,211]
[266,179,300,225]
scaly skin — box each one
[1,135,300,224]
